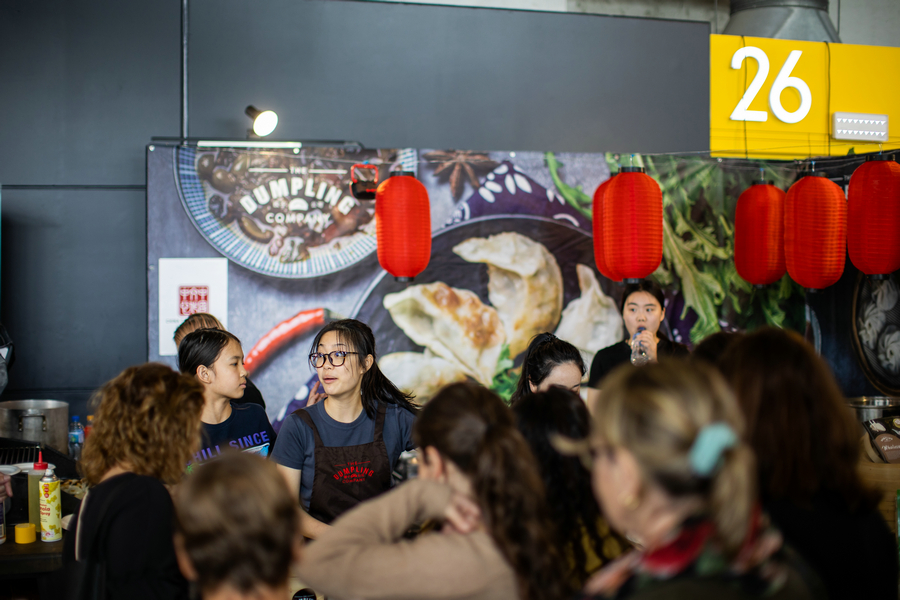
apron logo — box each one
[333,461,375,483]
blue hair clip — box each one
[689,422,737,477]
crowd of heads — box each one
[75,295,874,599]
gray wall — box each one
[0,0,180,413]
[0,0,709,414]
[190,0,709,152]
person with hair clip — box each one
[173,452,304,600]
[513,386,628,589]
[179,328,276,467]
[63,363,206,600]
[509,332,585,405]
[296,382,571,600]
[173,313,270,409]
[719,328,897,599]
[585,280,688,409]
[572,361,820,600]
[271,318,418,539]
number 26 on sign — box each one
[730,47,812,124]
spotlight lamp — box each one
[245,105,278,137]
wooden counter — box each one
[0,530,64,577]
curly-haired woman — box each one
[64,363,206,600]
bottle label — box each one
[39,480,62,542]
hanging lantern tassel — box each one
[734,182,786,287]
[785,174,847,291]
[592,174,622,282]
[375,171,432,282]
[602,166,663,283]
[848,157,900,278]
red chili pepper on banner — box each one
[244,308,335,375]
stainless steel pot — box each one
[846,397,900,424]
[0,400,69,455]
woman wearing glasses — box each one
[271,319,419,539]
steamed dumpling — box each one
[878,326,900,374]
[874,280,900,312]
[555,264,624,369]
[383,282,506,386]
[379,351,470,403]
[453,232,562,358]
[859,302,887,350]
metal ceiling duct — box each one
[723,0,841,42]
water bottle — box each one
[631,327,650,367]
[68,416,84,460]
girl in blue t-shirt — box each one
[178,328,276,467]
[272,318,418,539]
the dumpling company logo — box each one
[333,461,374,483]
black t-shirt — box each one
[65,473,188,600]
[765,491,898,600]
[588,335,690,388]
[239,377,266,409]
[192,402,276,465]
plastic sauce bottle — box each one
[39,467,61,542]
[630,327,650,367]
[68,416,84,460]
[29,452,48,528]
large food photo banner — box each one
[149,144,819,428]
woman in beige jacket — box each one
[297,382,571,600]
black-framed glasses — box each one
[309,351,358,368]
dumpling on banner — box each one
[453,232,563,359]
[555,264,623,370]
[383,282,506,386]
[378,351,470,403]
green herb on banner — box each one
[490,344,519,404]
[545,153,593,218]
[594,152,804,342]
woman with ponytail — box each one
[573,361,820,600]
[297,382,571,600]
[510,332,585,406]
[272,319,418,539]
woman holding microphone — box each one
[586,280,687,408]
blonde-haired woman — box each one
[65,363,206,600]
[575,361,820,600]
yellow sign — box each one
[710,34,900,159]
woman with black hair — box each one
[513,387,627,589]
[586,280,688,407]
[510,333,585,406]
[178,328,276,468]
[271,319,418,539]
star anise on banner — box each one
[422,150,498,199]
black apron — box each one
[295,401,393,524]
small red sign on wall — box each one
[179,286,209,316]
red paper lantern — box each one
[734,182,786,286]
[592,174,622,282]
[602,167,663,283]
[848,157,900,277]
[784,174,846,290]
[375,172,431,281]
